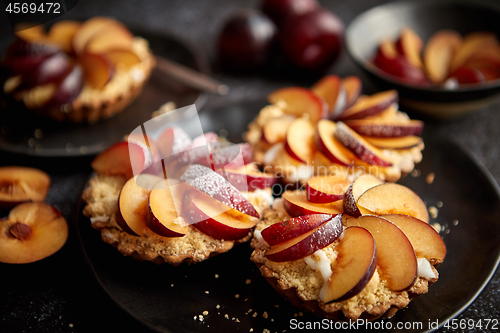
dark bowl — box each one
[346,0,500,119]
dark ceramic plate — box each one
[0,30,209,156]
[77,100,500,333]
[346,0,500,118]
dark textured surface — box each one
[0,0,499,332]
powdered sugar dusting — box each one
[180,164,259,217]
[177,132,219,165]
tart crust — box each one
[81,174,272,265]
[250,207,440,321]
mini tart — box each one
[245,105,424,184]
[23,38,155,124]
[81,174,272,265]
[250,202,440,321]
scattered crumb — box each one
[193,316,197,320]
[299,312,303,316]
[69,324,74,328]
[426,172,435,184]
[171,284,174,287]
[432,222,442,233]
[224,314,229,319]
[203,311,209,316]
[219,129,228,138]
[411,169,421,177]
[236,318,240,323]
[274,304,279,308]
[34,128,43,139]
[436,201,443,208]
[198,315,204,321]
[246,279,252,284]
[453,219,459,226]
[244,298,248,302]
[235,294,240,299]
[444,229,450,234]
[271,318,275,322]
[263,311,268,319]
[205,291,209,294]
[249,329,254,332]
[429,206,438,219]
[216,305,221,309]
[246,309,253,315]
[215,274,219,279]
[294,313,298,317]
[263,329,271,333]
[252,312,258,318]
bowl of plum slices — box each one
[346,0,500,119]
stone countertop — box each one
[0,0,499,332]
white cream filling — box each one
[304,249,332,301]
[90,216,109,224]
[250,188,274,206]
[263,143,283,165]
[290,165,315,183]
[272,198,284,211]
[253,229,267,245]
[417,258,436,279]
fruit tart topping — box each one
[146,180,189,238]
[257,169,445,305]
[115,174,162,236]
[343,215,418,291]
[268,87,327,123]
[221,163,277,192]
[343,174,384,217]
[356,183,429,223]
[284,117,317,163]
[261,213,334,246]
[91,124,269,241]
[183,189,259,240]
[282,190,343,217]
[180,164,259,218]
[381,214,446,264]
[334,122,392,167]
[246,74,425,183]
[306,174,349,203]
[323,226,377,302]
[264,214,343,262]
[338,89,398,121]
